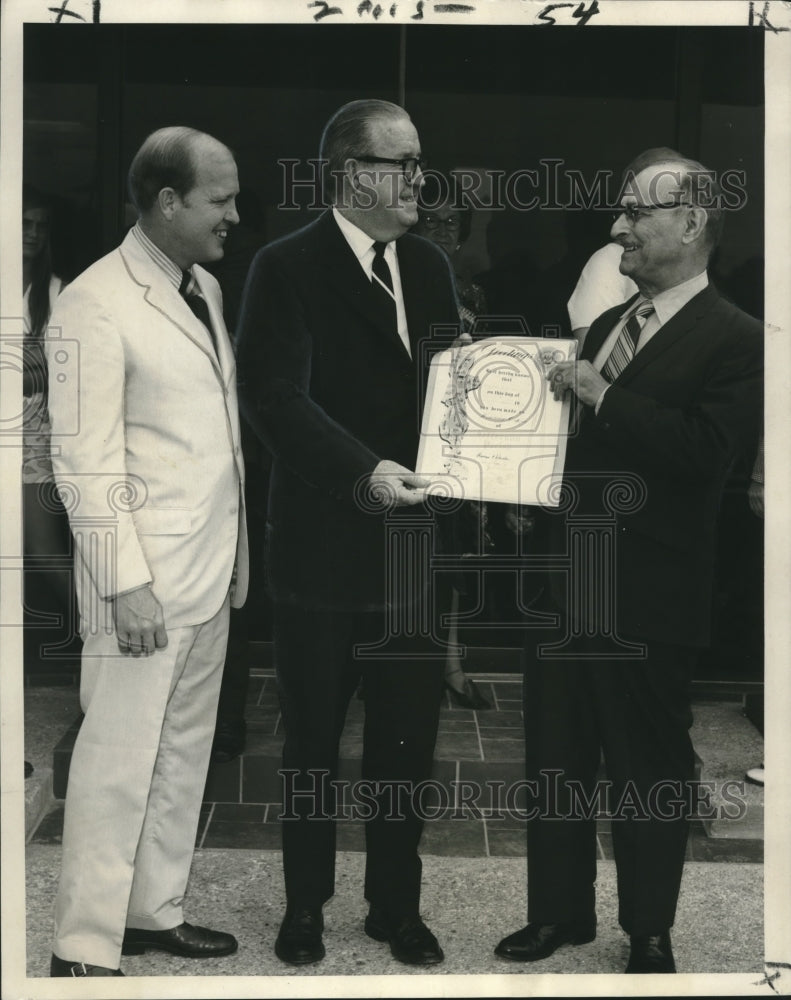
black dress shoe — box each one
[495,920,596,961]
[275,907,325,965]
[122,921,237,957]
[211,719,247,763]
[364,906,444,965]
[626,931,676,973]
[50,955,124,976]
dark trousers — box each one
[274,601,445,917]
[215,604,251,725]
[523,636,696,936]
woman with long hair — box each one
[22,186,73,723]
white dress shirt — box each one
[332,207,411,357]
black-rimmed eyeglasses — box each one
[353,155,427,181]
[613,201,692,225]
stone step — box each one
[690,701,764,840]
[25,766,55,843]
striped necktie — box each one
[371,241,397,334]
[601,299,654,382]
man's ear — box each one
[344,158,361,191]
[681,206,708,245]
[157,187,179,219]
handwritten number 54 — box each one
[537,1,600,26]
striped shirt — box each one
[131,222,195,290]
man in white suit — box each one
[45,126,248,977]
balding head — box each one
[623,156,724,254]
[611,157,721,296]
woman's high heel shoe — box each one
[446,676,491,710]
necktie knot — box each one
[373,240,388,259]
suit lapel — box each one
[119,231,221,375]
[194,268,235,384]
[582,284,719,386]
[317,211,413,364]
[616,284,718,386]
[581,293,640,363]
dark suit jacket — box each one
[235,209,460,611]
[551,282,763,648]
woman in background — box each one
[22,187,73,766]
[23,185,64,481]
[414,172,487,332]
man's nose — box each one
[226,200,240,226]
[610,211,630,240]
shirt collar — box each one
[622,269,709,327]
[332,207,394,263]
[131,222,186,290]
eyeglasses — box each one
[353,155,427,181]
[613,201,692,225]
[420,215,461,231]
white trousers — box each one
[52,596,230,968]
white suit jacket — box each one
[46,229,248,631]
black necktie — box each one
[371,241,398,335]
[179,270,217,354]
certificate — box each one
[416,337,578,506]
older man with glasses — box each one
[495,155,763,974]
[236,99,460,968]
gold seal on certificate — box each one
[416,337,578,506]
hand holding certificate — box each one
[416,337,578,506]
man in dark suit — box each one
[236,99,459,967]
[495,157,763,973]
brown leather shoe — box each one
[122,921,237,957]
[50,955,124,976]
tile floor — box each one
[35,671,763,863]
